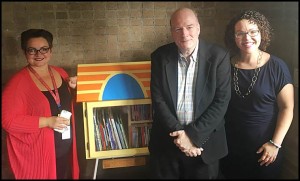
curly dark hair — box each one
[21,29,53,51]
[224,10,273,56]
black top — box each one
[42,78,72,158]
[225,55,293,154]
[222,55,293,179]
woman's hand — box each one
[47,116,70,130]
[68,76,77,89]
[257,141,279,166]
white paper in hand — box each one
[60,110,72,119]
[54,110,72,134]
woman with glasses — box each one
[2,29,79,179]
[220,10,294,179]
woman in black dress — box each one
[220,10,294,179]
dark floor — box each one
[2,130,149,180]
[1,103,150,180]
[2,150,149,180]
[79,154,150,179]
[2,158,148,180]
[91,164,149,179]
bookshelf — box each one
[76,61,152,179]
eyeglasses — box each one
[26,47,50,55]
[235,30,260,38]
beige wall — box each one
[1,1,298,179]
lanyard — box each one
[27,65,61,109]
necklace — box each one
[27,65,61,109]
[233,50,262,99]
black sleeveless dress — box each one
[42,78,72,179]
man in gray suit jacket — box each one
[149,7,231,179]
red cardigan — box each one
[2,65,79,179]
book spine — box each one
[93,110,102,151]
[115,115,126,149]
[119,116,128,149]
[110,117,122,149]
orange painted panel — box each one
[146,90,151,98]
[141,81,150,87]
[133,72,151,78]
[77,83,102,91]
[77,93,99,102]
[76,61,151,102]
[78,63,151,72]
[77,74,109,81]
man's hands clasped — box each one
[170,130,203,157]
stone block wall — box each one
[1,1,298,179]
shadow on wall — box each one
[2,32,20,84]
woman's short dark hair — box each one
[21,29,53,51]
[224,10,273,56]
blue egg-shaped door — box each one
[102,74,144,100]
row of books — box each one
[93,107,128,151]
[130,124,152,148]
[130,104,152,121]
